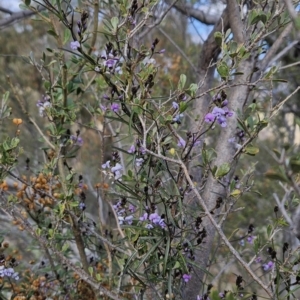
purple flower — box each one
[111,163,123,180]
[139,146,146,155]
[247,235,255,244]
[172,101,179,109]
[159,49,166,54]
[100,104,107,112]
[239,239,245,247]
[102,160,110,169]
[177,137,186,148]
[139,213,148,221]
[111,103,120,113]
[79,202,86,210]
[145,223,154,229]
[219,293,225,299]
[136,158,144,167]
[111,163,122,172]
[212,106,225,117]
[205,113,215,123]
[126,215,133,224]
[182,274,191,283]
[149,213,161,224]
[223,106,234,117]
[70,41,80,50]
[128,145,136,154]
[173,113,184,123]
[70,135,83,146]
[255,256,262,263]
[222,99,228,107]
[263,261,274,271]
[217,115,227,127]
[129,204,136,213]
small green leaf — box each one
[178,74,186,90]
[214,31,223,46]
[111,17,119,31]
[215,163,230,178]
[25,0,31,5]
[188,83,198,96]
[217,62,229,79]
[63,29,71,45]
[88,267,94,275]
[244,145,259,156]
[179,101,188,113]
[230,189,241,197]
[47,29,58,37]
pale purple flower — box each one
[129,204,136,213]
[217,115,227,127]
[263,261,274,271]
[100,104,107,111]
[247,235,255,244]
[111,103,120,113]
[212,106,225,117]
[149,213,161,224]
[139,146,146,155]
[111,163,122,173]
[125,215,133,225]
[70,41,80,50]
[79,202,86,210]
[173,113,184,123]
[136,158,144,167]
[223,106,234,117]
[255,256,262,263]
[204,113,215,123]
[139,213,148,221]
[182,274,191,283]
[219,293,225,299]
[70,135,83,146]
[222,99,228,107]
[128,145,136,154]
[145,223,154,229]
[102,160,110,169]
[177,137,186,148]
[172,101,179,109]
[239,239,245,247]
[159,49,166,54]
[111,163,123,180]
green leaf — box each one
[88,267,93,275]
[111,17,119,32]
[244,145,259,156]
[47,29,58,37]
[179,101,188,113]
[188,83,198,96]
[215,163,230,178]
[63,29,71,45]
[217,62,229,79]
[178,74,186,90]
[214,31,223,46]
[25,0,31,5]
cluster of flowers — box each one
[100,101,120,113]
[98,42,120,72]
[70,130,83,146]
[113,198,136,225]
[139,211,166,229]
[204,93,234,128]
[0,266,19,280]
[36,95,51,117]
[102,160,123,180]
[128,140,147,167]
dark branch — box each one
[166,0,223,25]
[0,7,44,29]
[0,6,13,15]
